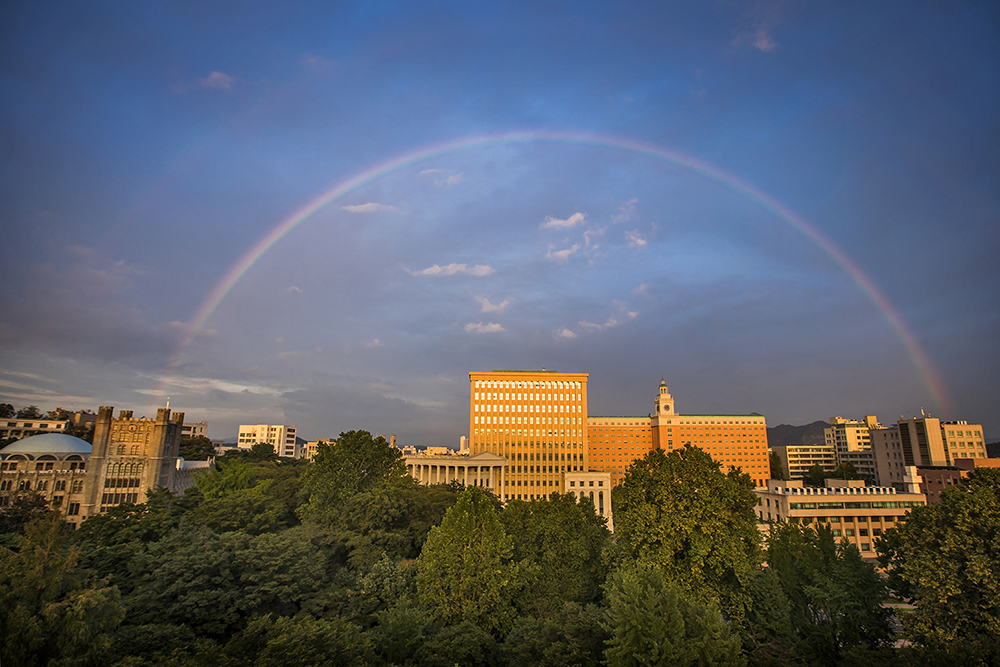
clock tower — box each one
[651,380,675,450]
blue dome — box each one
[1,433,92,455]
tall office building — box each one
[469,372,770,494]
[469,370,589,500]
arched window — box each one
[116,445,125,455]
[130,445,139,455]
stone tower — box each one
[82,406,184,518]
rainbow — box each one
[159,130,951,415]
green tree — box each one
[766,521,891,664]
[0,516,125,667]
[500,602,608,667]
[877,467,1000,647]
[610,446,762,621]
[16,405,41,418]
[64,421,95,443]
[299,430,407,524]
[603,564,745,667]
[0,491,58,536]
[417,486,522,636]
[179,435,215,460]
[500,493,611,615]
[226,614,373,667]
[0,403,14,418]
[769,450,785,481]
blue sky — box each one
[1,1,998,443]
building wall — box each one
[0,453,89,523]
[756,479,926,556]
[469,370,589,501]
[182,421,209,438]
[237,424,298,457]
[0,418,69,440]
[771,444,837,479]
[941,421,988,461]
[564,470,613,530]
[85,406,185,518]
[587,416,654,486]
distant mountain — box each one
[767,420,828,448]
[987,442,1000,458]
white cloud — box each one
[476,296,510,313]
[464,322,506,334]
[626,230,648,248]
[284,286,302,294]
[411,263,494,277]
[341,202,397,213]
[583,227,606,248]
[612,198,638,224]
[556,328,578,339]
[364,338,383,348]
[633,283,648,296]
[419,169,443,175]
[546,243,580,262]
[542,212,586,229]
[446,174,464,186]
[199,71,235,91]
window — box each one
[859,529,869,537]
[845,529,855,537]
[67,503,80,516]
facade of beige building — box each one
[770,443,837,480]
[755,478,926,556]
[237,424,298,458]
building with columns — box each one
[405,451,507,489]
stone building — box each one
[0,406,210,527]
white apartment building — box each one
[237,424,298,458]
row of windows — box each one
[474,379,582,390]
[104,477,142,488]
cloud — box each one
[753,29,776,52]
[364,339,383,348]
[626,230,648,248]
[341,202,397,213]
[612,198,638,224]
[546,244,580,262]
[633,283,648,296]
[284,286,302,294]
[418,169,463,186]
[583,227,606,248]
[542,212,585,229]
[300,53,339,74]
[410,263,494,277]
[199,71,235,91]
[476,296,510,313]
[464,322,506,334]
[556,328,578,339]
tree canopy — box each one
[417,486,522,636]
[610,445,762,620]
[877,466,1000,648]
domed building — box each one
[0,407,210,527]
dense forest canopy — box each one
[1,435,997,666]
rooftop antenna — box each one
[166,397,170,410]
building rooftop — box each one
[1,433,92,455]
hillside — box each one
[766,420,829,447]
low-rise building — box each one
[0,418,69,441]
[755,478,926,556]
[182,421,209,439]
